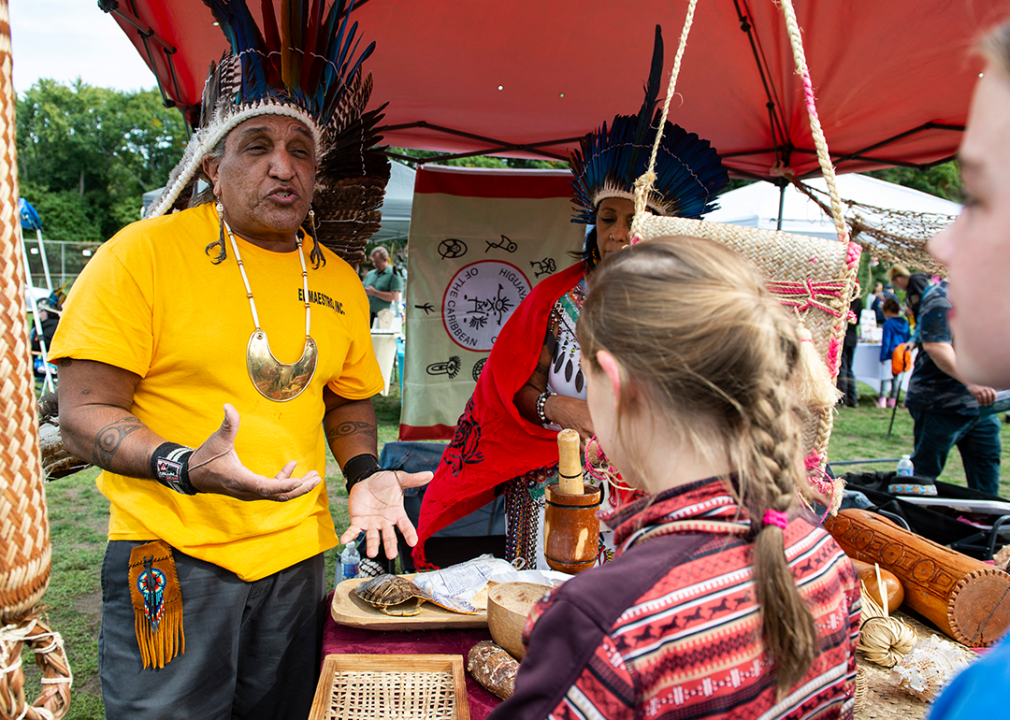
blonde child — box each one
[490,237,859,720]
[878,296,911,408]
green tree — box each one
[390,147,568,170]
[16,79,187,241]
[866,161,963,203]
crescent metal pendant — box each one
[246,330,318,402]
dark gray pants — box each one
[99,541,326,720]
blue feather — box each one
[200,0,374,129]
[569,25,727,225]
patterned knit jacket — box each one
[487,476,860,720]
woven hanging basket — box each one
[630,0,860,511]
[0,2,72,717]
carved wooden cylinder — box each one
[543,484,601,575]
[825,509,1010,647]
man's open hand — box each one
[188,404,321,501]
[340,469,433,559]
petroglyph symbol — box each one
[485,235,518,253]
[438,238,467,260]
[442,261,531,352]
[472,358,487,382]
[530,257,556,278]
[426,356,462,380]
[464,284,514,329]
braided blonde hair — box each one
[577,236,818,696]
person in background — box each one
[903,279,1000,495]
[878,297,910,408]
[362,245,403,326]
[888,264,931,323]
[489,238,858,720]
[869,280,886,324]
[30,298,60,377]
[836,294,863,408]
[925,18,1010,720]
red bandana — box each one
[413,262,587,569]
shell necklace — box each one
[222,214,317,402]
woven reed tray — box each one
[309,654,470,720]
[331,576,488,631]
[854,612,978,720]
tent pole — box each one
[776,180,786,231]
[18,228,55,393]
[35,228,52,291]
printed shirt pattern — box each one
[511,478,860,720]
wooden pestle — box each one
[545,429,600,574]
[557,429,584,495]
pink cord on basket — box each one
[846,241,861,269]
[826,336,841,376]
[804,450,837,520]
[804,451,823,472]
[800,67,849,245]
[765,279,845,317]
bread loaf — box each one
[467,640,519,700]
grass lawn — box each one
[22,382,1009,718]
[830,382,1010,497]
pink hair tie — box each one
[763,509,789,530]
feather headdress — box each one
[147,0,389,263]
[569,26,728,224]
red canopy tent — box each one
[101,0,1004,179]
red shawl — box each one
[413,262,587,569]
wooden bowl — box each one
[487,582,550,661]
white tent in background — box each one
[706,174,962,240]
[370,161,415,244]
[710,174,962,396]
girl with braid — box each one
[489,237,860,720]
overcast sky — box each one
[10,0,158,95]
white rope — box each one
[647,0,699,174]
[0,619,72,720]
[776,0,849,243]
[634,0,849,246]
[635,0,699,216]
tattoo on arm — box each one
[326,420,375,444]
[58,359,72,367]
[93,417,144,467]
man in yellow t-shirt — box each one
[47,12,424,718]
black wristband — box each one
[342,453,381,494]
[150,442,199,495]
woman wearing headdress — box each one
[414,26,728,571]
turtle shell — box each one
[354,574,425,616]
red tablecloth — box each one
[321,591,503,719]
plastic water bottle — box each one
[897,455,914,477]
[340,541,360,583]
